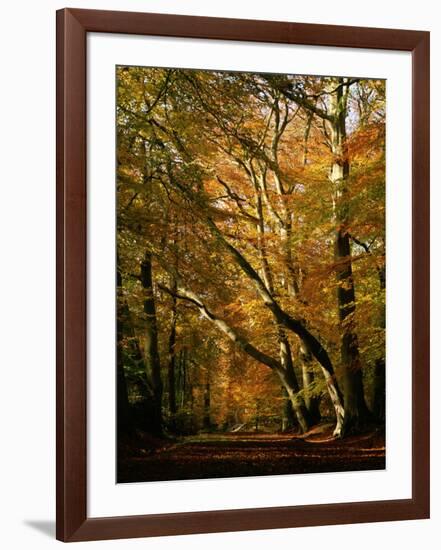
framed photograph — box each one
[56,8,430,542]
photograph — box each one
[116,67,386,483]
[0,0,433,546]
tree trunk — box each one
[141,251,163,436]
[329,78,370,434]
[372,358,385,422]
[207,218,345,436]
[116,264,132,436]
[169,283,312,434]
[254,187,310,434]
[189,384,195,432]
[180,348,187,409]
[167,281,177,428]
[276,336,311,434]
[300,348,321,424]
[255,191,274,293]
[203,381,211,430]
[117,362,132,436]
[282,387,296,431]
[258,81,348,436]
[372,264,386,422]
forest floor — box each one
[117,423,385,483]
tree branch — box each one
[159,284,281,371]
[206,218,341,392]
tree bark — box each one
[277,330,311,433]
[116,266,132,436]
[372,264,386,422]
[203,381,211,431]
[167,280,178,428]
[141,251,163,436]
[283,388,296,431]
[300,347,321,423]
[328,78,370,434]
[116,302,132,438]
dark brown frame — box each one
[56,7,430,542]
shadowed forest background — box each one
[116,67,386,483]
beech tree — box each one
[116,67,385,440]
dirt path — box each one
[118,428,385,483]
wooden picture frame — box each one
[56,7,430,542]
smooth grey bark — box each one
[277,328,311,432]
[282,387,296,430]
[275,361,310,433]
[255,190,274,293]
[300,347,321,423]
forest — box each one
[116,67,386,483]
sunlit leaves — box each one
[117,67,385,427]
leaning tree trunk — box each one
[254,190,310,432]
[168,283,312,434]
[300,347,321,424]
[254,140,321,430]
[206,218,345,436]
[279,230,321,427]
[277,332,311,433]
[282,387,296,430]
[261,81,345,436]
[329,78,370,434]
[141,251,163,436]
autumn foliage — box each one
[116,67,386,481]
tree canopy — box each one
[116,67,386,481]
